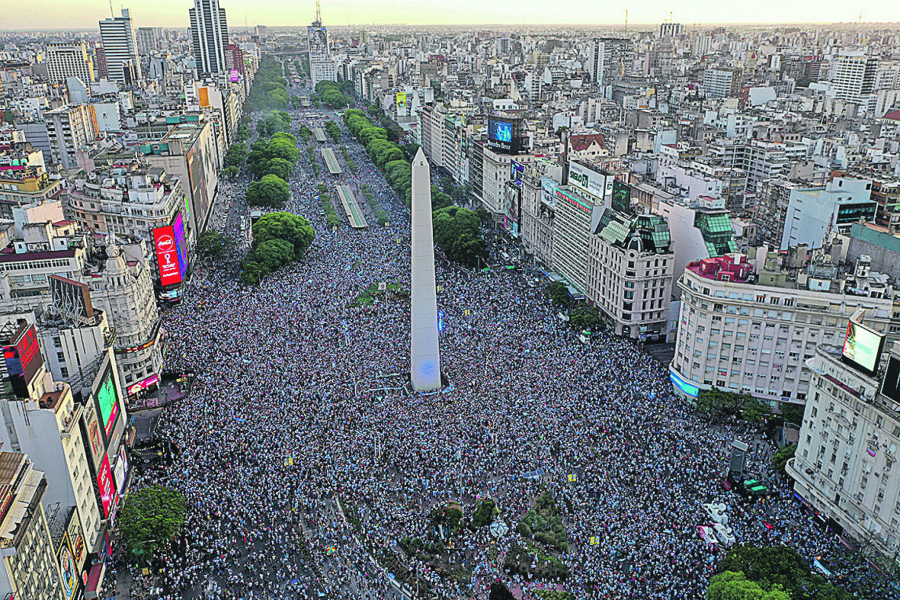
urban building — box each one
[831,50,878,105]
[189,0,229,76]
[44,104,99,171]
[781,177,875,250]
[45,42,95,84]
[587,38,633,88]
[587,209,674,340]
[670,252,897,408]
[136,26,159,56]
[551,185,599,295]
[703,68,743,99]
[0,139,63,217]
[99,8,142,85]
[308,7,334,87]
[0,452,64,600]
[787,340,900,560]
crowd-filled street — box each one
[114,64,895,600]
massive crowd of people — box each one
[118,65,892,600]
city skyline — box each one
[1,0,897,31]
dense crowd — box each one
[120,70,891,600]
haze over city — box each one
[2,1,900,599]
[2,0,899,30]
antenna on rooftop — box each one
[108,0,114,18]
[625,10,628,35]
[316,0,322,24]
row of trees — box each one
[245,55,290,111]
[256,111,291,136]
[241,212,315,285]
[314,80,354,108]
[546,281,603,330]
[696,388,772,424]
[710,545,851,600]
[324,120,341,141]
[343,109,486,265]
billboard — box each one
[503,183,521,238]
[842,321,885,375]
[229,70,240,82]
[153,225,182,286]
[66,509,86,575]
[395,92,407,109]
[541,176,557,208]
[198,87,210,108]
[509,160,524,187]
[57,533,77,600]
[97,454,115,517]
[568,161,606,198]
[486,117,521,154]
[611,178,632,214]
[880,355,900,404]
[96,369,119,438]
[2,321,44,397]
[173,212,188,280]
[113,446,130,495]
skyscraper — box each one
[189,0,229,76]
[99,8,142,85]
[831,49,878,105]
[308,0,336,87]
[46,42,96,84]
[587,38,633,88]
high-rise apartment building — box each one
[46,42,96,84]
[587,38,633,88]
[787,341,900,559]
[703,67,743,99]
[44,104,99,171]
[831,50,878,105]
[670,253,896,408]
[99,8,142,85]
[308,5,335,87]
[136,26,159,56]
[659,22,684,38]
[189,0,229,75]
[0,452,64,600]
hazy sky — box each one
[2,0,896,31]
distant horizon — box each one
[1,0,897,33]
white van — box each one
[702,503,728,525]
[712,523,735,547]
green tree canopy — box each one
[771,444,797,477]
[262,157,293,181]
[569,306,601,330]
[252,238,294,273]
[707,571,791,600]
[196,230,229,260]
[252,212,315,260]
[246,174,290,208]
[718,546,851,600]
[546,281,571,307]
[224,142,247,168]
[116,485,187,563]
[432,206,486,267]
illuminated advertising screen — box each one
[611,179,632,214]
[881,356,900,404]
[509,160,524,187]
[66,510,86,574]
[96,371,119,438]
[229,69,240,82]
[173,212,188,279]
[503,183,520,238]
[842,321,885,375]
[489,119,512,142]
[113,446,129,495]
[153,225,182,286]
[97,455,115,517]
[57,533,77,600]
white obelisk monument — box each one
[410,148,442,391]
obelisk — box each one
[410,148,442,391]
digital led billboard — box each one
[97,454,115,517]
[153,225,182,286]
[503,183,520,238]
[881,355,900,404]
[842,321,885,375]
[486,118,520,154]
[611,179,632,214]
[173,212,188,279]
[490,119,512,143]
[97,370,119,438]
